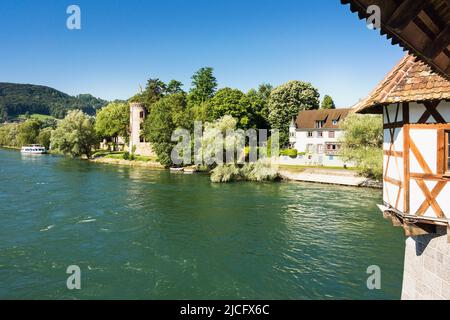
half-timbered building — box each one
[342,0,450,299]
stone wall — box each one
[402,226,450,300]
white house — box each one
[283,108,353,167]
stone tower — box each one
[129,102,154,157]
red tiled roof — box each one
[295,108,353,129]
[354,54,450,114]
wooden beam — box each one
[403,222,436,237]
[384,176,403,187]
[384,150,403,157]
[387,0,428,30]
[411,173,450,181]
[437,129,445,175]
[425,25,450,59]
[383,122,404,129]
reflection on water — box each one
[0,148,405,299]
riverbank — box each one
[90,156,165,169]
[279,165,382,188]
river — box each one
[0,148,405,299]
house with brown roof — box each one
[285,108,353,167]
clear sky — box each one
[0,0,405,107]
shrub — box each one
[123,152,130,160]
[210,164,240,183]
[240,160,279,182]
[280,149,298,157]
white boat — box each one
[21,145,47,154]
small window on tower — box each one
[140,135,145,143]
[140,111,144,119]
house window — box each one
[306,144,314,153]
[307,131,313,138]
[329,131,335,138]
[329,155,334,161]
[290,132,295,138]
[316,120,325,129]
[140,135,145,143]
[332,120,338,126]
[317,131,323,138]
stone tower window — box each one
[139,111,145,119]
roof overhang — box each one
[341,0,450,80]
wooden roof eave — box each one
[341,0,450,80]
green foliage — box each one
[210,164,241,183]
[94,102,129,141]
[280,149,298,157]
[268,81,320,147]
[0,123,20,147]
[142,78,167,109]
[123,151,130,160]
[211,160,279,183]
[188,67,217,105]
[246,88,270,129]
[50,110,97,158]
[166,80,184,94]
[340,113,383,180]
[321,95,335,109]
[143,94,190,167]
[17,118,42,146]
[37,127,52,149]
[0,83,107,119]
[209,88,253,128]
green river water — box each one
[0,148,405,299]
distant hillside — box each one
[0,83,108,122]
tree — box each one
[50,110,97,157]
[188,67,217,105]
[17,118,42,146]
[94,102,129,148]
[246,89,270,129]
[340,113,383,180]
[268,80,320,146]
[166,80,184,95]
[321,95,336,109]
[143,93,191,167]
[209,88,254,129]
[0,123,20,147]
[38,127,52,150]
[142,78,166,109]
[258,83,273,101]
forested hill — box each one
[0,83,108,121]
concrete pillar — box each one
[402,226,450,300]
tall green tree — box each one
[166,80,184,94]
[143,93,191,167]
[340,113,383,180]
[17,118,42,146]
[51,110,97,157]
[268,80,320,146]
[321,95,336,109]
[143,78,166,109]
[0,123,20,147]
[209,88,254,129]
[188,67,217,105]
[95,102,129,147]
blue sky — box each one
[0,0,405,107]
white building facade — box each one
[281,108,353,167]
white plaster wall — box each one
[409,129,437,174]
[383,127,403,152]
[384,103,403,123]
[436,184,450,220]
